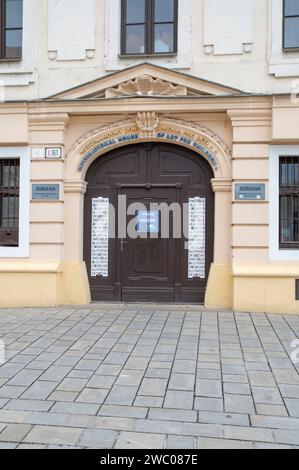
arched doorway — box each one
[84,143,214,303]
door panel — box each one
[84,143,214,303]
[120,187,177,302]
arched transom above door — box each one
[67,114,232,181]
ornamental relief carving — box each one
[66,114,231,179]
[105,75,188,98]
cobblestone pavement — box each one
[0,304,298,449]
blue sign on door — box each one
[137,211,160,234]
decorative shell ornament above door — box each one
[105,75,188,98]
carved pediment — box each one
[47,63,245,100]
[105,75,188,98]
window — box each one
[0,0,23,60]
[0,159,19,247]
[283,0,299,50]
[121,0,178,56]
[279,156,299,249]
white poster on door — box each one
[91,197,109,278]
[188,197,206,279]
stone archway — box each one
[63,115,233,308]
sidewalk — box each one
[0,305,298,449]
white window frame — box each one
[0,147,30,258]
[269,145,299,261]
[269,0,299,77]
[105,0,192,71]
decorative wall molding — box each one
[64,180,88,194]
[66,115,232,181]
[105,76,188,98]
[211,179,232,193]
[135,112,159,138]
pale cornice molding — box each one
[211,179,232,193]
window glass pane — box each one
[285,0,299,16]
[5,29,22,58]
[126,0,145,24]
[125,25,145,54]
[154,23,174,53]
[155,0,174,22]
[284,17,299,48]
[5,0,23,29]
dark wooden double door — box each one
[84,143,214,303]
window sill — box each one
[0,58,22,63]
[282,47,299,53]
[118,53,177,59]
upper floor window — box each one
[280,156,299,249]
[0,158,19,247]
[0,0,23,60]
[121,0,178,56]
[283,0,299,50]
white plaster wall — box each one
[0,0,298,99]
[203,0,254,55]
[48,0,96,61]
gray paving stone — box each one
[272,369,299,385]
[105,385,138,406]
[87,375,116,389]
[51,402,99,416]
[79,429,118,449]
[166,435,195,449]
[168,374,195,391]
[251,415,299,431]
[173,360,196,374]
[0,385,26,399]
[248,371,276,387]
[115,431,166,449]
[139,378,168,397]
[148,408,197,423]
[99,405,148,419]
[197,369,221,380]
[116,370,144,387]
[57,378,88,393]
[76,388,109,405]
[197,437,254,449]
[198,411,250,426]
[7,370,43,387]
[255,404,288,417]
[4,399,54,412]
[194,397,224,412]
[24,425,82,446]
[279,384,299,398]
[285,398,299,417]
[274,429,299,446]
[21,381,57,400]
[224,383,251,396]
[134,396,164,408]
[252,387,284,405]
[145,369,170,379]
[0,410,29,423]
[224,425,274,443]
[164,391,194,410]
[196,379,222,398]
[0,424,32,443]
[225,394,255,414]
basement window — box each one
[279,156,299,249]
[0,158,19,246]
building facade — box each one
[0,0,298,313]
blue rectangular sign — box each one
[235,183,266,201]
[32,184,60,200]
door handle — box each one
[120,239,128,252]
